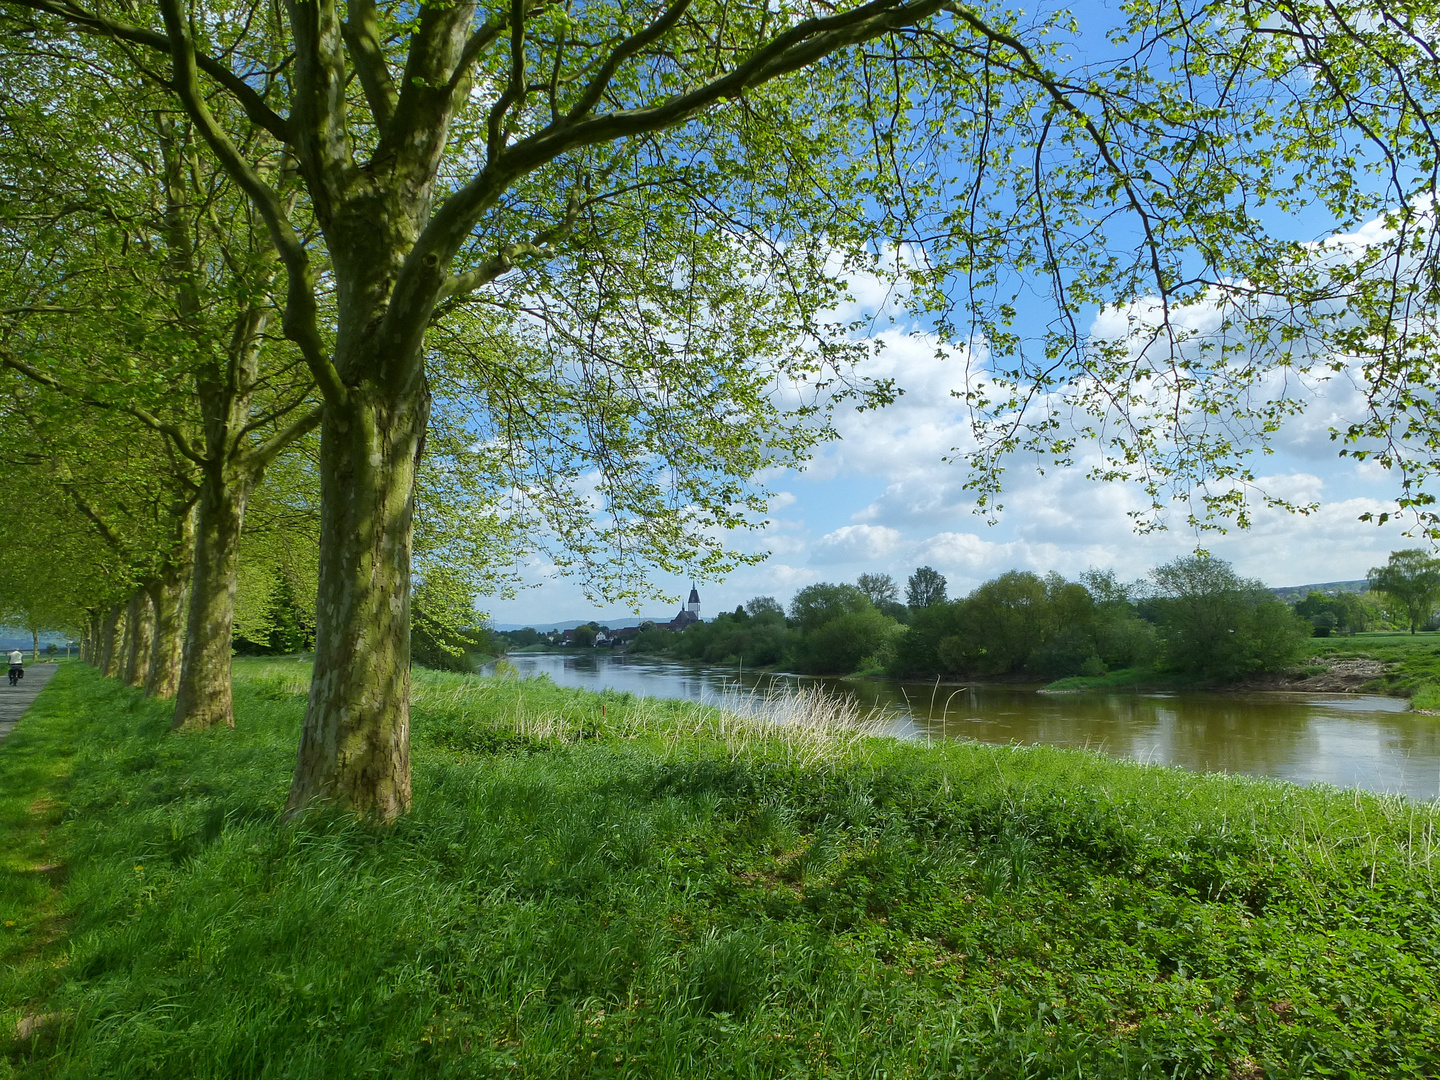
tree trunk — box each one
[286,386,427,822]
[146,507,196,698]
[173,469,250,729]
[30,629,38,664]
[123,590,155,689]
[100,606,124,676]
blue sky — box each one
[486,271,1412,628]
[480,2,1422,628]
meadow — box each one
[2,660,1438,1079]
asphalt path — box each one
[0,662,58,744]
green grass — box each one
[3,660,1440,1078]
[1041,667,1212,692]
[0,669,85,1013]
[1309,630,1440,707]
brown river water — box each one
[491,651,1440,800]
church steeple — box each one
[686,584,701,617]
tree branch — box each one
[341,0,397,132]
[0,352,209,466]
[11,0,292,142]
[941,2,1170,305]
[238,403,323,474]
[437,187,583,304]
[563,0,693,122]
[486,0,529,160]
[156,0,347,409]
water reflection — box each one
[490,652,1440,799]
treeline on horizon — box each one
[244,548,1436,681]
[556,554,1414,683]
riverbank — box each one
[1307,631,1440,709]
[510,639,1427,708]
[5,661,1438,1078]
[1042,631,1440,705]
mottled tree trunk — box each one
[286,386,428,822]
[80,614,96,666]
[146,507,196,698]
[100,607,124,677]
[173,470,250,729]
[122,591,155,689]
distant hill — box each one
[1271,579,1369,603]
[490,616,672,633]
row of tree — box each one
[634,557,1325,682]
[0,0,1436,820]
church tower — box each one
[686,585,701,618]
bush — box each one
[1150,555,1310,680]
[793,608,898,675]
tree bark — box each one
[100,606,124,676]
[80,614,96,665]
[145,505,197,698]
[286,385,428,822]
[122,590,155,689]
[173,467,251,729]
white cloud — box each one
[810,524,903,564]
[487,207,1430,624]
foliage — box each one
[905,566,947,609]
[1293,591,1370,637]
[789,606,898,676]
[891,571,1156,681]
[5,662,1440,1079]
[496,628,542,649]
[232,573,312,656]
[856,573,899,606]
[666,607,791,668]
[1367,550,1440,635]
[410,570,492,673]
[1147,556,1310,681]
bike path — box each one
[0,664,59,744]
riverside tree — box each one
[1147,555,1310,681]
[10,0,1436,819]
[906,566,948,609]
[1366,550,1440,635]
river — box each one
[488,651,1440,800]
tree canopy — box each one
[1367,550,1440,634]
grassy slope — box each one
[1,660,1437,1079]
[1309,631,1440,708]
[1041,668,1208,693]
